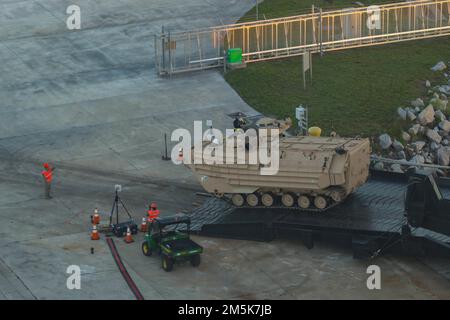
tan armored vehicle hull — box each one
[187,136,370,210]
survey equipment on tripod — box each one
[109,184,138,237]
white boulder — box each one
[439,120,450,132]
[379,134,392,149]
[411,141,426,152]
[408,124,421,136]
[437,147,450,166]
[431,61,447,72]
[401,131,411,142]
[426,129,442,144]
[397,107,407,120]
[411,98,425,109]
[392,140,404,152]
[410,155,425,165]
[390,164,403,173]
[417,104,435,125]
[435,110,447,122]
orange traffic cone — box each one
[124,227,134,243]
[92,208,100,225]
[140,217,148,233]
[91,224,100,240]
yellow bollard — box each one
[308,127,322,137]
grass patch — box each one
[225,0,450,137]
[240,0,398,21]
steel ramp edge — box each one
[187,171,450,258]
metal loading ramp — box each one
[155,0,450,76]
[187,171,450,258]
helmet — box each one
[43,163,50,169]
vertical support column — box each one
[435,1,439,29]
[448,1,450,26]
[275,23,278,56]
[223,52,227,74]
[299,18,302,46]
[386,9,390,38]
[185,34,188,67]
[304,19,307,48]
[290,20,293,50]
[261,24,265,53]
[256,26,261,58]
[394,8,400,40]
[256,0,259,20]
[232,28,235,48]
[247,27,250,55]
[312,5,317,44]
[154,34,158,74]
[319,8,323,56]
[302,54,306,90]
[161,25,166,75]
[327,16,330,42]
[422,4,426,31]
[168,31,172,78]
[187,32,191,67]
[197,31,203,67]
[242,27,246,54]
[332,15,335,47]
[381,8,385,37]
[284,21,289,54]
[408,5,411,34]
[302,52,312,91]
[359,10,362,42]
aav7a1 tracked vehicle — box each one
[186,135,370,211]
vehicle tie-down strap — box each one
[106,237,145,300]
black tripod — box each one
[109,190,133,227]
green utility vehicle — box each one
[141,214,203,272]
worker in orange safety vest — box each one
[147,202,160,223]
[41,163,55,199]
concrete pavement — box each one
[0,0,449,299]
[0,0,257,181]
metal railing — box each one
[155,0,450,76]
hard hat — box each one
[308,127,322,137]
[43,163,50,169]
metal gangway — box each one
[155,0,450,76]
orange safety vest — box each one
[42,169,53,183]
[147,209,160,222]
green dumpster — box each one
[227,48,243,64]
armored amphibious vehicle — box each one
[186,135,370,211]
